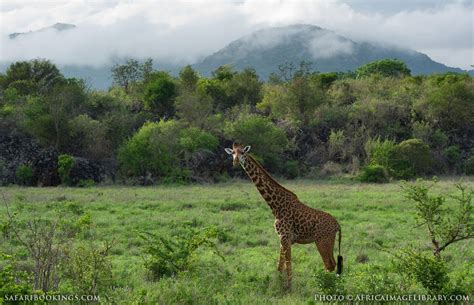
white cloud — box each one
[0,0,472,69]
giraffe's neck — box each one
[240,154,296,217]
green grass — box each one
[1,178,473,304]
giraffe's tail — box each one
[336,227,343,275]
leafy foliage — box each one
[401,179,473,258]
[0,58,473,184]
[15,164,34,186]
[0,252,32,300]
[143,72,177,117]
[388,139,432,179]
[358,164,389,183]
[393,249,449,293]
[139,227,223,280]
[356,59,411,78]
[224,112,288,167]
[58,154,75,185]
[63,242,113,295]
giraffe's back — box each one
[285,200,340,244]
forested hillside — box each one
[1,58,473,186]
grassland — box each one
[1,178,473,304]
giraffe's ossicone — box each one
[225,143,343,288]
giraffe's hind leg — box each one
[315,236,336,272]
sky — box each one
[0,0,472,69]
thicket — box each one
[1,59,473,185]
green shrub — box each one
[58,154,75,185]
[224,113,288,167]
[15,164,33,186]
[464,154,474,175]
[139,227,222,280]
[313,269,345,295]
[179,127,219,154]
[364,137,396,167]
[358,164,389,183]
[0,252,32,298]
[118,121,218,183]
[77,179,95,188]
[351,265,399,294]
[63,242,113,295]
[393,249,449,294]
[443,145,462,173]
[388,139,432,179]
[118,120,181,179]
[283,160,300,179]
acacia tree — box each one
[402,179,473,259]
[356,59,411,78]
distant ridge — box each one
[193,24,468,78]
[9,23,76,39]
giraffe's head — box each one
[225,143,251,167]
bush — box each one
[364,137,396,167]
[139,227,222,280]
[179,127,218,154]
[224,113,288,167]
[77,179,95,188]
[63,242,113,295]
[118,121,181,180]
[351,265,398,294]
[118,121,218,183]
[443,145,462,173]
[464,153,474,175]
[313,269,345,295]
[358,164,389,183]
[58,154,75,185]
[319,161,343,177]
[143,72,177,117]
[394,249,449,294]
[15,164,34,186]
[388,139,432,179]
[0,252,32,299]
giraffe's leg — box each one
[316,237,336,272]
[277,244,286,272]
[281,238,292,288]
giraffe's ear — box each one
[224,148,233,155]
[243,146,251,153]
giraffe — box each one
[225,143,343,288]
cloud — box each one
[307,31,354,59]
[0,0,472,69]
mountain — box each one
[3,23,471,89]
[193,24,467,78]
[9,23,76,39]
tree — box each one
[415,73,474,149]
[356,59,411,78]
[175,92,214,129]
[111,58,152,93]
[179,65,199,92]
[4,59,63,94]
[23,78,86,150]
[143,72,177,117]
[402,180,473,259]
[224,112,289,167]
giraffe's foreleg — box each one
[280,237,292,289]
[277,244,286,272]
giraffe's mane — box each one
[246,154,298,199]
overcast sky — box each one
[0,0,472,69]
